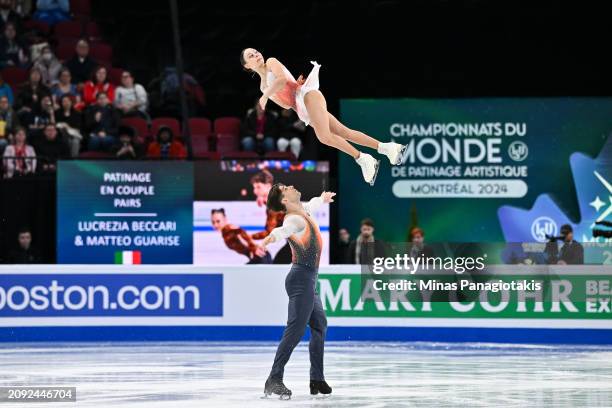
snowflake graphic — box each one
[498,135,612,249]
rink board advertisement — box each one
[339,98,612,248]
[1,265,611,343]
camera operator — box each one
[545,224,584,265]
[592,220,612,238]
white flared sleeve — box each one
[303,196,323,215]
[270,215,306,242]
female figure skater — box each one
[240,48,408,185]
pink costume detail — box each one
[266,61,321,126]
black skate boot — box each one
[263,377,292,400]
[310,380,332,395]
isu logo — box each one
[508,141,529,162]
[531,217,557,242]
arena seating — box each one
[264,151,296,160]
[1,67,28,86]
[151,117,181,140]
[119,117,150,144]
[53,20,84,39]
[1,0,297,163]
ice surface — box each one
[1,342,611,407]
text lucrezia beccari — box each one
[373,279,542,293]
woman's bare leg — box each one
[304,90,380,184]
[327,113,379,150]
[304,91,360,159]
[328,112,408,166]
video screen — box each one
[194,160,330,265]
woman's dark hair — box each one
[4,21,16,33]
[14,126,26,136]
[92,65,108,83]
[240,48,249,71]
[211,208,226,216]
[59,94,73,106]
[266,183,286,212]
[29,68,42,84]
[240,48,260,73]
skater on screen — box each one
[241,48,409,186]
[210,208,271,264]
[249,170,292,263]
[260,184,334,399]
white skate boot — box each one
[356,152,380,186]
[378,141,408,166]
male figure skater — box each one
[261,184,334,399]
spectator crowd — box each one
[0,0,313,180]
[0,0,202,178]
[240,98,305,158]
[0,0,315,263]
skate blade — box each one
[368,159,380,186]
[261,392,291,400]
[395,144,409,166]
[310,394,332,399]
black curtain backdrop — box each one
[94,0,612,120]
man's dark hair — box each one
[119,125,135,138]
[156,125,173,142]
[410,226,424,239]
[250,169,274,186]
[211,208,226,216]
[17,227,31,236]
[266,183,286,212]
[361,218,375,228]
[561,224,573,235]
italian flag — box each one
[114,250,142,265]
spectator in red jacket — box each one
[83,66,115,106]
[146,125,186,159]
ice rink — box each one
[1,342,612,407]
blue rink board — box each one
[2,326,612,344]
